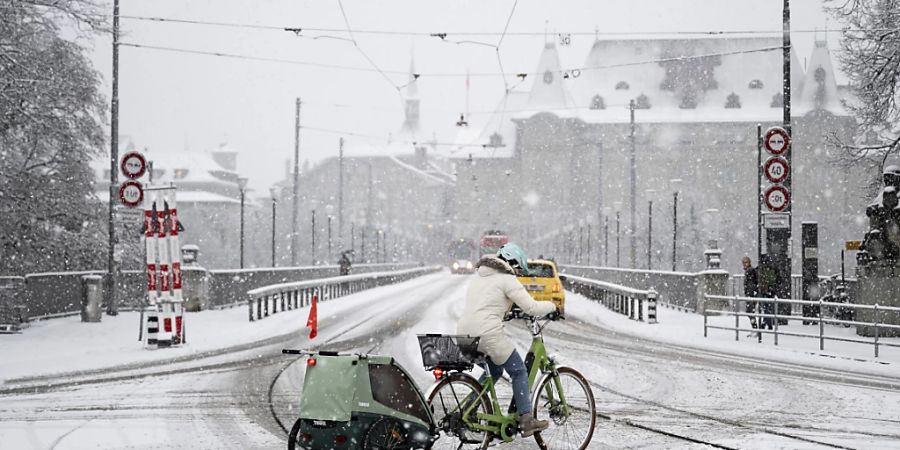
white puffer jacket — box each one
[457,256,557,364]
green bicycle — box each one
[418,311,596,450]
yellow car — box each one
[516,259,565,313]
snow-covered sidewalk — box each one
[566,292,900,379]
[0,273,443,385]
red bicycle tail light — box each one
[307,357,317,366]
[335,435,348,444]
[432,368,444,379]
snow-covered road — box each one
[2,272,899,449]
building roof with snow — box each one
[456,35,851,142]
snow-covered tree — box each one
[827,0,900,167]
[0,0,107,275]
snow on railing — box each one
[704,294,900,358]
[246,266,441,322]
[562,274,657,323]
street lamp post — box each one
[377,229,384,263]
[270,187,278,267]
[601,207,612,267]
[586,222,592,265]
[614,201,623,267]
[646,189,656,270]
[311,209,317,265]
[327,215,333,263]
[238,177,248,269]
[670,179,682,272]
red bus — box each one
[479,230,508,256]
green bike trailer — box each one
[283,350,438,450]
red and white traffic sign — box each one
[121,151,147,179]
[119,180,144,208]
[764,185,790,212]
[763,127,790,155]
[764,156,790,184]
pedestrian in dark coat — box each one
[742,256,760,329]
[757,254,776,330]
[339,251,352,276]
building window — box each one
[635,93,651,109]
[770,92,784,108]
[589,94,606,110]
[486,132,504,148]
[814,66,827,83]
[615,81,630,90]
[679,91,697,109]
[749,79,764,89]
[543,70,554,84]
[725,92,742,109]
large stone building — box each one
[450,36,867,274]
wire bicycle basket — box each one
[417,334,481,371]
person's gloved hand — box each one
[546,307,564,321]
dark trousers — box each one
[745,299,760,328]
[761,299,774,329]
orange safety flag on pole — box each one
[306,293,318,339]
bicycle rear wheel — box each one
[532,367,596,450]
[426,373,493,450]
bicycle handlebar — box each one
[504,306,565,322]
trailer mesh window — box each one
[369,363,430,423]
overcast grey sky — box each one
[84,0,833,192]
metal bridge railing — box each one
[704,294,900,358]
[246,266,441,322]
[563,275,657,323]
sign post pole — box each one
[762,126,792,319]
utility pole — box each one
[672,191,678,272]
[338,137,344,249]
[106,0,120,316]
[757,124,763,269]
[616,211,621,267]
[604,215,609,266]
[648,199,653,270]
[291,98,301,266]
[366,160,373,239]
[310,209,316,265]
[629,99,637,269]
[586,223,592,265]
[271,188,277,267]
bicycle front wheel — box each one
[532,367,596,450]
[426,373,493,450]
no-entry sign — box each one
[120,151,147,179]
[119,180,144,208]
[764,127,790,155]
[764,185,790,212]
[764,156,790,184]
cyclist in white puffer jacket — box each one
[457,243,557,437]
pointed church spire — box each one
[399,49,421,140]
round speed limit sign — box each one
[764,185,790,212]
[119,180,144,208]
[764,156,790,184]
